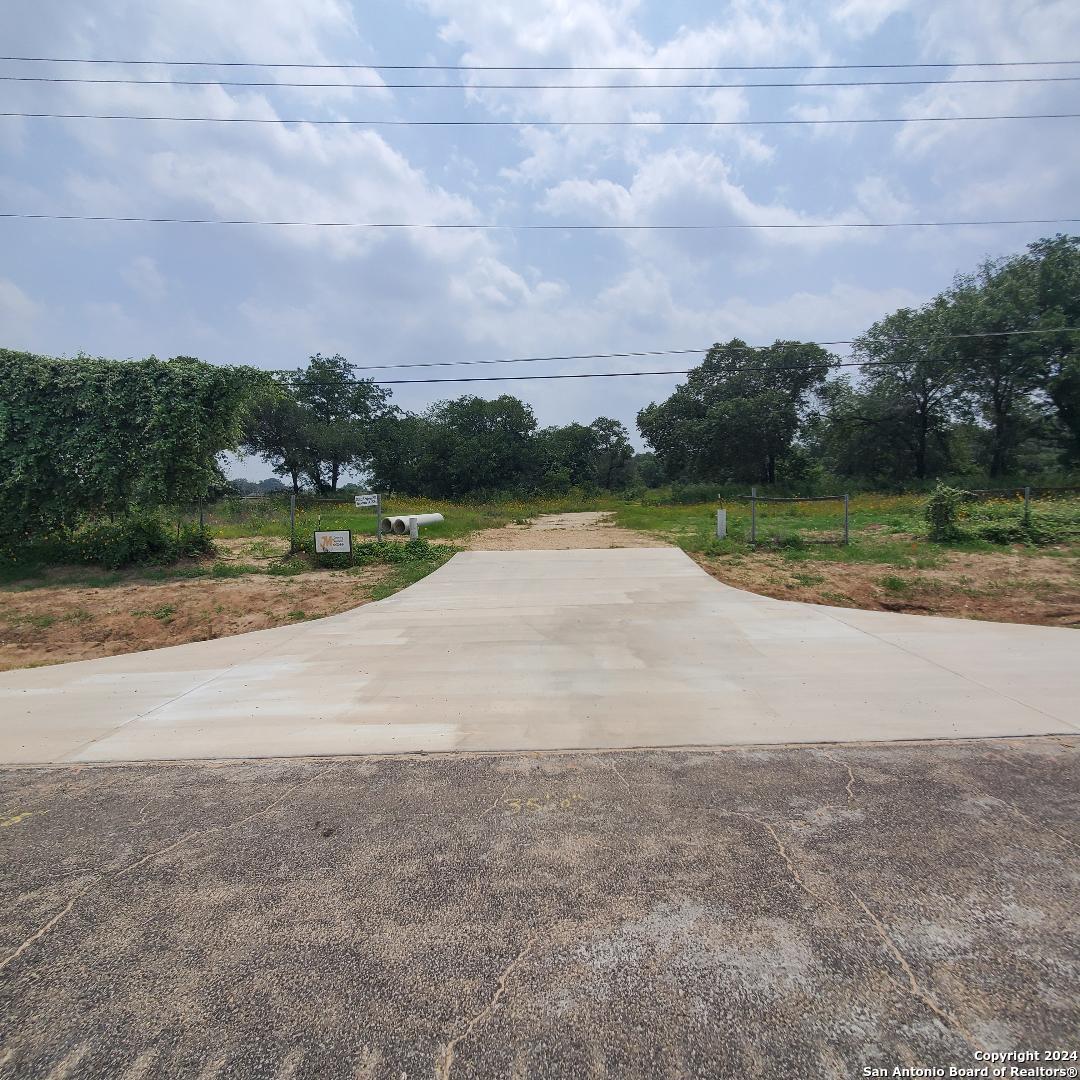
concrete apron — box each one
[0,548,1077,764]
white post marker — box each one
[716,509,727,539]
[409,516,419,540]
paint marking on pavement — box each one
[1,809,49,828]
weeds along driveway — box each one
[0,548,1076,765]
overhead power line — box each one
[5,110,1078,128]
[348,327,1080,371]
[3,56,1079,71]
[3,212,1077,231]
[4,74,1080,89]
[367,346,1077,385]
[8,73,1080,91]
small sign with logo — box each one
[354,493,379,508]
[314,530,352,554]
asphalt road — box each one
[1,738,1078,1079]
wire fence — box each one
[736,487,850,545]
[190,493,385,554]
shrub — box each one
[972,515,1068,546]
[210,561,261,578]
[266,558,307,576]
[74,516,175,569]
[668,482,722,505]
[924,484,968,542]
[351,539,441,567]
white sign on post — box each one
[354,493,379,508]
[314,530,352,554]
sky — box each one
[2,0,1079,479]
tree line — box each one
[640,235,1079,487]
[242,354,636,497]
[2,234,1077,549]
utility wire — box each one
[347,327,1080,371]
[4,110,1078,128]
[4,74,1080,89]
[366,349,1073,385]
[3,56,1079,71]
[3,212,1077,231]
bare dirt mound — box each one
[0,568,391,672]
[465,511,665,550]
[694,547,1080,628]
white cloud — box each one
[830,0,913,37]
[0,279,42,347]
[122,256,167,302]
[2,0,1077,450]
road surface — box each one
[1,739,1077,1078]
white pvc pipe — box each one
[382,513,444,535]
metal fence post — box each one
[842,493,850,546]
[198,503,204,532]
[289,492,297,553]
[1023,485,1031,523]
[376,494,382,539]
[750,486,757,544]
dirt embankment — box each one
[0,567,392,672]
[694,547,1080,628]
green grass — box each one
[878,574,914,594]
[368,558,450,602]
[131,604,176,622]
[209,561,263,578]
[4,489,1077,589]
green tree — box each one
[947,264,1046,477]
[369,395,539,498]
[840,301,963,482]
[1030,236,1080,463]
[241,382,313,494]
[588,417,635,490]
[292,353,392,493]
[637,339,833,484]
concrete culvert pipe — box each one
[384,513,444,535]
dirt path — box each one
[464,511,666,550]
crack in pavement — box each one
[819,750,857,805]
[986,794,1078,852]
[714,810,826,904]
[851,892,981,1051]
[0,776,317,974]
[478,781,512,820]
[606,760,633,794]
[435,929,542,1080]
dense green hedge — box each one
[0,349,273,550]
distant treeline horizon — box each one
[2,234,1078,547]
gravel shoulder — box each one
[1,737,1076,1078]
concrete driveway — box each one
[0,548,1077,764]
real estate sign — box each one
[314,530,352,554]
